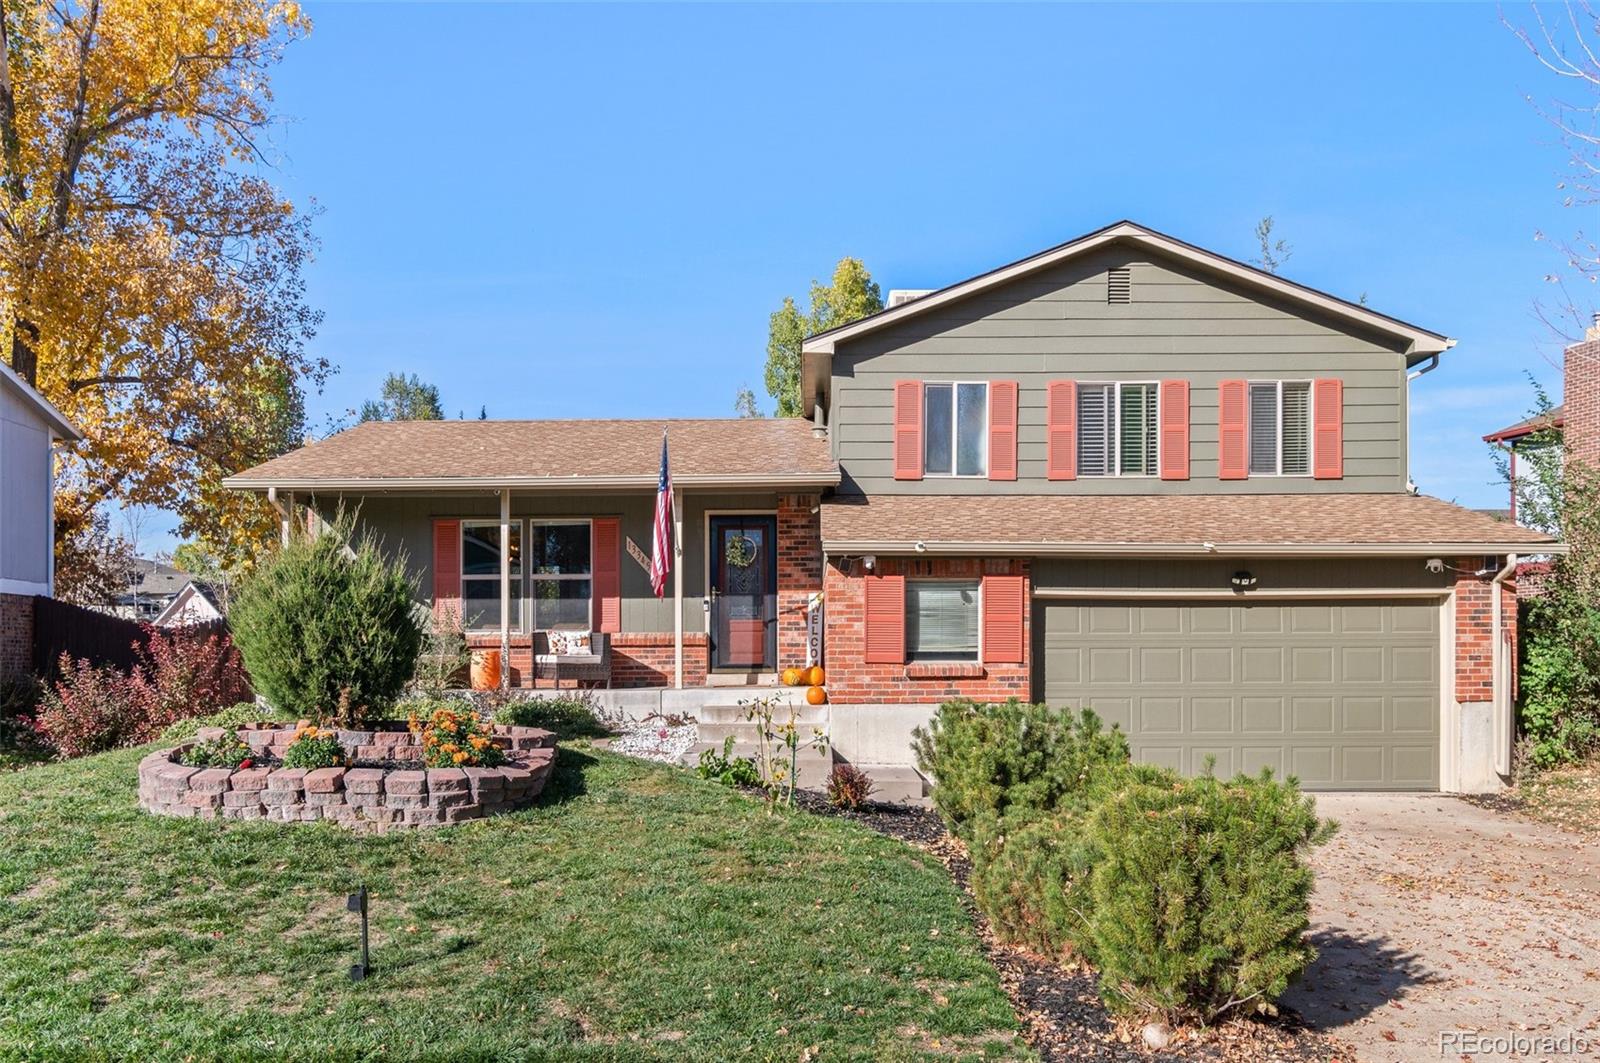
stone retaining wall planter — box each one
[137,722,557,830]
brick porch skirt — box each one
[464,631,709,689]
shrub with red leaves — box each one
[825,763,876,810]
[35,627,252,758]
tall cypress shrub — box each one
[230,520,422,726]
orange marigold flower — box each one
[452,751,469,764]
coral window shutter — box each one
[1217,380,1249,480]
[863,574,906,665]
[988,381,1018,481]
[432,519,461,619]
[1313,378,1344,479]
[591,517,621,633]
[892,380,923,480]
[1159,379,1190,481]
[1046,380,1077,480]
[981,574,1026,665]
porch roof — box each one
[820,492,1563,557]
[223,418,840,492]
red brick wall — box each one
[1565,336,1600,470]
[1453,557,1516,703]
[777,494,823,671]
[824,556,1031,704]
[611,632,709,688]
[466,632,709,689]
[0,594,32,681]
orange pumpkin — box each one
[806,666,826,687]
[781,667,803,687]
[805,685,828,705]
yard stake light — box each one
[347,885,373,982]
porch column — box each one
[500,488,511,691]
[673,486,684,689]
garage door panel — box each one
[1038,598,1440,791]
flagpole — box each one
[668,431,684,689]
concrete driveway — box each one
[1282,794,1600,1062]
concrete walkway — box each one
[1282,793,1600,1062]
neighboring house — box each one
[111,557,192,621]
[0,359,84,679]
[1483,405,1564,525]
[226,220,1560,794]
[153,580,225,628]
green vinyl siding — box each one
[829,245,1412,495]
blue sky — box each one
[139,2,1589,552]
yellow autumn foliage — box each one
[0,1,322,582]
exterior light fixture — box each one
[1425,558,1445,574]
[1230,571,1257,590]
[348,885,373,981]
[861,554,876,571]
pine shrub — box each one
[911,698,1131,841]
[969,761,1174,960]
[229,520,422,727]
[1079,770,1336,1024]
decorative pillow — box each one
[546,630,570,655]
[563,630,593,655]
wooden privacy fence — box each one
[32,596,229,678]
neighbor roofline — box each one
[0,360,83,441]
[800,220,1454,361]
[223,471,843,493]
[820,539,1564,558]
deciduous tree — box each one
[359,371,443,422]
[0,0,325,594]
[763,257,882,417]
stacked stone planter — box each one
[137,721,557,830]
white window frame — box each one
[527,518,595,631]
[1247,379,1315,478]
[461,519,523,634]
[923,381,990,478]
[1076,380,1161,477]
[905,577,983,663]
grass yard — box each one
[0,737,1027,1062]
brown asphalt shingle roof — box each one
[224,419,839,487]
[1483,404,1564,444]
[820,493,1561,551]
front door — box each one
[709,515,777,672]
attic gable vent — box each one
[1107,266,1132,304]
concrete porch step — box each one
[693,700,829,726]
[846,764,931,808]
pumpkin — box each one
[470,649,503,691]
[781,667,803,687]
[806,666,826,687]
[805,685,828,705]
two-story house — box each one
[225,221,1558,794]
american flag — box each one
[649,431,673,598]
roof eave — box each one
[821,539,1566,558]
[223,470,843,493]
[0,360,84,441]
[800,220,1453,360]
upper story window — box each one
[906,579,980,662]
[1249,380,1312,476]
[924,381,988,477]
[1077,381,1157,477]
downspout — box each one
[267,486,290,545]
[1404,348,1446,493]
[1492,552,1517,778]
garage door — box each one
[1035,599,1440,790]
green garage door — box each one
[1035,599,1440,790]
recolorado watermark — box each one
[1438,1030,1593,1056]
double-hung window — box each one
[906,579,980,662]
[528,520,592,629]
[1248,380,1312,476]
[924,382,988,477]
[1077,381,1158,476]
[461,521,522,631]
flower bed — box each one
[137,721,556,830]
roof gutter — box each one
[224,471,843,493]
[821,539,1567,558]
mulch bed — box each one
[792,792,1352,1063]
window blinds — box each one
[907,580,980,660]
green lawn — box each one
[0,735,1027,1062]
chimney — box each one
[1564,311,1600,469]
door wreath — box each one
[724,534,757,568]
